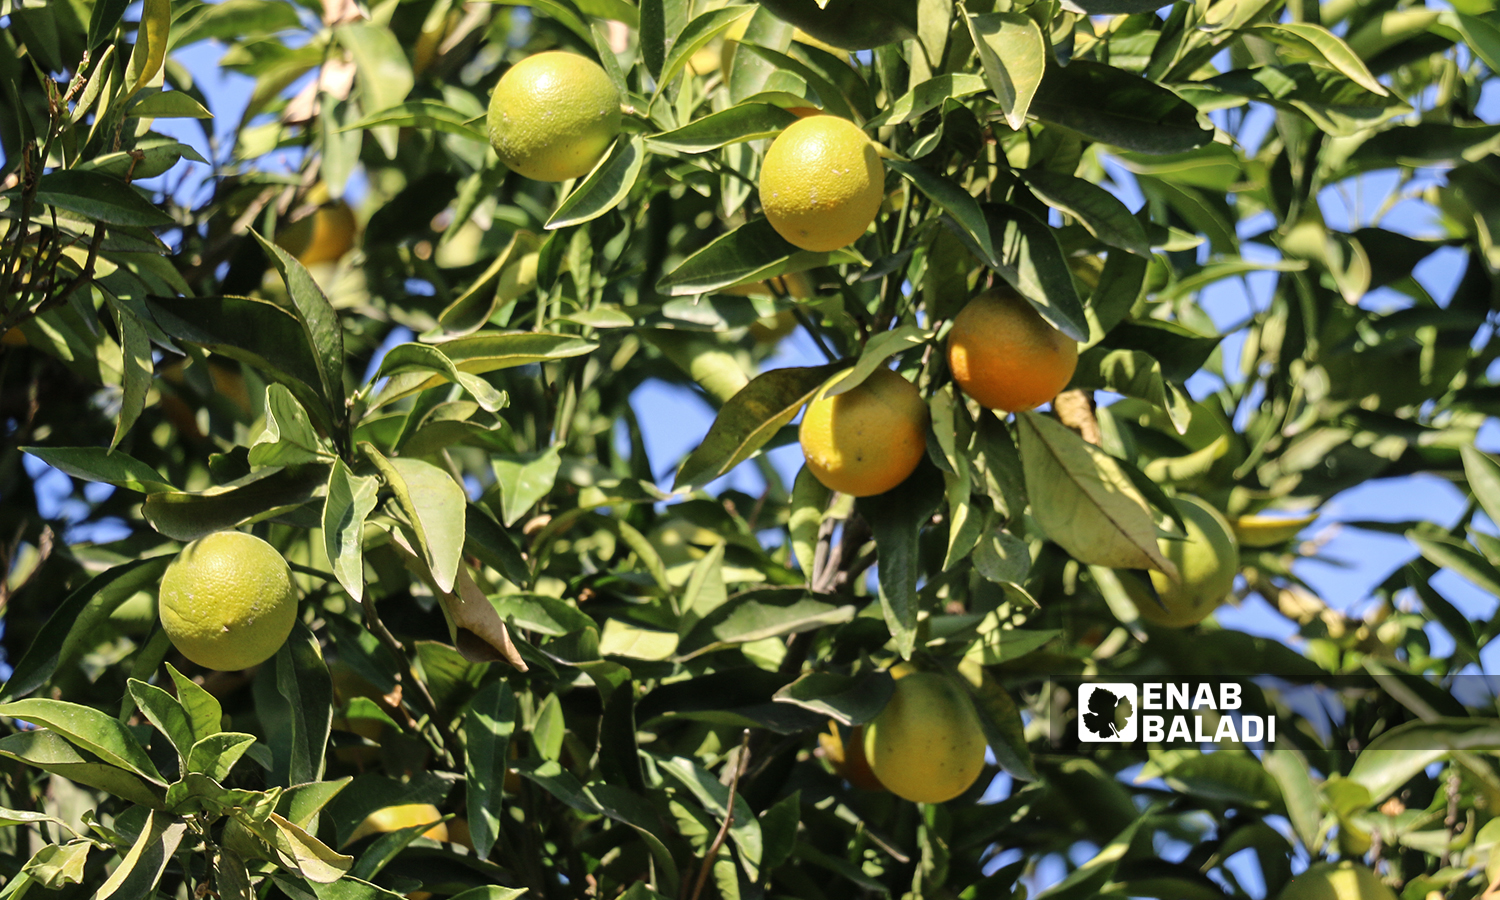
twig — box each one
[1442,769,1461,868]
[1053,390,1101,446]
[687,730,752,900]
[360,593,464,767]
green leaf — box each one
[142,465,328,542]
[170,0,302,47]
[887,159,998,268]
[0,730,165,808]
[966,12,1046,131]
[968,203,1090,342]
[658,5,753,89]
[337,22,413,116]
[973,530,1031,584]
[251,384,330,467]
[1160,752,1285,810]
[1409,529,1500,598]
[657,219,859,295]
[124,0,170,95]
[371,343,507,412]
[1251,23,1387,96]
[95,810,186,900]
[735,43,857,121]
[254,623,334,787]
[789,466,831,583]
[680,543,728,635]
[1453,12,1500,73]
[660,756,763,880]
[110,305,152,450]
[166,663,224,745]
[1019,170,1151,257]
[19,446,173,493]
[648,103,798,153]
[6,170,174,226]
[252,232,348,439]
[674,364,842,490]
[823,325,930,396]
[772,670,894,725]
[679,590,854,659]
[859,465,945,659]
[547,136,645,230]
[491,447,562,528]
[1016,412,1176,575]
[866,72,988,128]
[147,295,339,438]
[1347,719,1500,802]
[437,230,541,336]
[464,679,516,862]
[1031,60,1212,155]
[0,698,164,783]
[370,332,596,410]
[127,680,195,761]
[1262,744,1323,852]
[364,449,466,593]
[1072,348,1191,434]
[342,99,487,142]
[20,840,91,888]
[129,90,213,119]
[323,460,380,603]
[186,732,257,781]
[1462,446,1500,534]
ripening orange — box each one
[760,115,885,252]
[946,290,1078,412]
[798,367,928,497]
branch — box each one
[687,729,751,900]
[1053,389,1101,446]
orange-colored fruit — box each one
[798,367,929,497]
[947,290,1078,412]
[346,804,449,846]
[819,722,885,791]
[486,51,621,183]
[760,115,885,252]
[275,201,358,267]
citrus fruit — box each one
[1124,494,1240,628]
[760,115,885,252]
[1232,511,1318,548]
[486,51,621,183]
[158,531,298,671]
[798,367,929,497]
[864,671,987,804]
[275,200,357,267]
[755,0,920,50]
[346,804,449,845]
[947,290,1078,412]
[818,721,885,791]
[1276,861,1397,900]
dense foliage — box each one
[3,0,1500,897]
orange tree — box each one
[2,0,1500,897]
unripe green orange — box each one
[486,51,621,183]
[864,671,987,803]
[760,115,885,252]
[1125,494,1239,628]
[158,531,298,671]
[1276,862,1397,900]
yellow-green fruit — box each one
[864,671,987,804]
[486,51,621,183]
[346,804,449,846]
[1125,495,1239,628]
[1232,512,1318,548]
[798,367,929,497]
[760,115,885,252]
[1276,862,1397,900]
[159,531,298,671]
